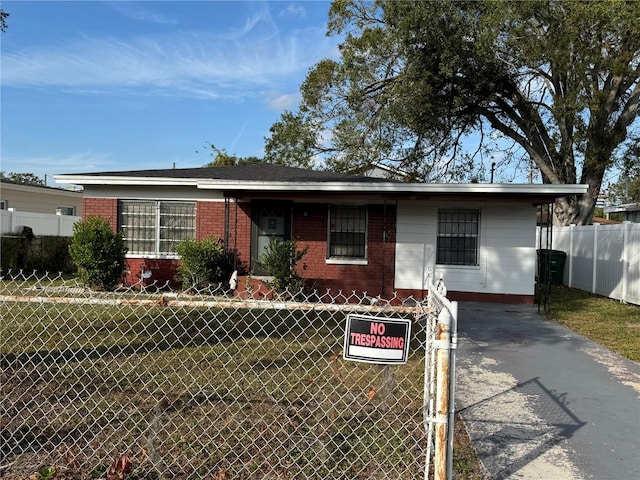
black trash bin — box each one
[537,249,566,285]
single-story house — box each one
[1,179,82,216]
[55,164,587,304]
[604,202,640,223]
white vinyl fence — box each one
[1,209,80,237]
[541,222,640,305]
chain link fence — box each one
[1,271,454,480]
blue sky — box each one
[1,0,339,186]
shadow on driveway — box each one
[455,302,640,480]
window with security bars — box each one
[119,200,195,255]
[328,205,367,258]
[436,209,479,266]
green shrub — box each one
[259,239,308,295]
[1,231,74,274]
[175,236,235,291]
[69,216,127,290]
[0,236,22,272]
[29,236,75,273]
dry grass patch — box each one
[543,286,640,362]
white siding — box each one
[1,182,82,215]
[83,185,225,200]
[395,201,537,296]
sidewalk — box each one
[454,302,640,480]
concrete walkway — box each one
[454,302,640,480]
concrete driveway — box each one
[454,302,640,480]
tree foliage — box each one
[0,7,9,33]
[199,143,263,167]
[1,171,45,186]
[608,136,640,204]
[265,0,640,225]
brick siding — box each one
[82,197,397,298]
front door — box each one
[251,201,291,275]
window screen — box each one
[436,209,479,266]
[119,200,195,255]
[328,205,367,258]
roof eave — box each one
[53,174,589,198]
[197,180,588,196]
[53,175,199,186]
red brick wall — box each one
[81,198,397,297]
[124,257,181,288]
[195,200,252,273]
[82,197,118,231]
[231,202,252,269]
[292,203,396,298]
[196,201,225,240]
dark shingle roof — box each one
[69,164,393,183]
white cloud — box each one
[267,92,300,111]
[1,14,337,101]
[106,2,177,25]
[280,4,307,18]
[1,152,113,184]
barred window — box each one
[328,205,367,259]
[119,200,195,255]
[436,209,479,266]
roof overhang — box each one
[603,202,640,214]
[53,174,199,187]
[53,173,587,202]
[198,180,587,203]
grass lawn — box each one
[2,290,484,480]
[543,285,640,362]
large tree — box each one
[608,135,640,204]
[265,0,640,225]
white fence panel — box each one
[0,212,11,236]
[570,225,596,293]
[540,222,640,305]
[0,210,80,237]
[624,223,640,305]
[595,225,625,300]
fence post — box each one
[592,223,599,294]
[434,308,452,480]
[446,301,458,480]
[8,208,15,234]
[623,221,630,303]
[568,224,575,288]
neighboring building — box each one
[0,180,83,216]
[55,164,587,303]
[604,203,640,223]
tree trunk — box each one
[553,191,596,226]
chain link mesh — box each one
[0,271,444,480]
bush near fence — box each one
[0,235,75,273]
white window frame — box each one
[56,206,75,216]
[327,205,368,263]
[118,200,195,257]
[436,208,480,266]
